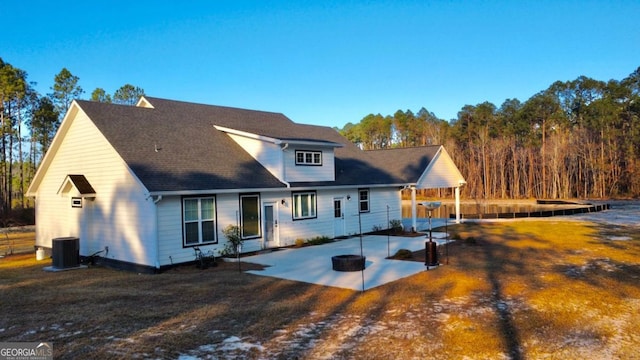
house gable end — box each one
[77,99,287,192]
[27,102,81,196]
[136,96,154,108]
[416,147,466,188]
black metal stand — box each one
[445,204,449,265]
[425,210,439,269]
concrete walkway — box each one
[243,232,448,291]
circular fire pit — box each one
[332,254,366,272]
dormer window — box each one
[295,150,322,166]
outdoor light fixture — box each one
[281,199,286,205]
[346,195,351,200]
[421,201,441,211]
[420,201,441,269]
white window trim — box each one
[292,191,317,220]
[358,189,370,213]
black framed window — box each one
[240,194,261,239]
[295,150,322,165]
[183,196,217,246]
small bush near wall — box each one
[219,225,243,256]
[306,236,333,246]
[389,219,403,234]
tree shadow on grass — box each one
[10,219,636,359]
[429,224,555,360]
[481,238,524,360]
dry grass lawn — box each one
[1,220,639,359]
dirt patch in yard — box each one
[2,221,639,359]
[367,229,424,237]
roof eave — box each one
[214,125,343,148]
[27,101,83,196]
[148,183,409,196]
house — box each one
[26,97,466,272]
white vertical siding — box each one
[226,135,338,183]
[157,196,191,265]
[157,192,278,263]
[156,193,245,265]
[349,188,403,234]
[33,108,158,267]
[155,186,402,265]
[276,187,401,245]
[283,146,335,182]
[227,134,284,181]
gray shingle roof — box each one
[365,146,441,183]
[76,97,434,192]
[67,174,96,195]
[78,99,286,192]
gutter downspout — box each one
[281,143,291,188]
[153,195,163,270]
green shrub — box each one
[389,219,403,233]
[306,236,332,246]
[219,225,243,256]
[392,249,413,260]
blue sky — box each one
[3,0,639,128]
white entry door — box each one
[263,202,279,248]
[333,197,345,238]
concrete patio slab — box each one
[243,233,449,291]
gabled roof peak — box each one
[136,96,154,108]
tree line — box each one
[0,57,144,219]
[2,55,638,222]
[339,67,640,200]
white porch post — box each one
[455,186,461,223]
[411,186,417,232]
